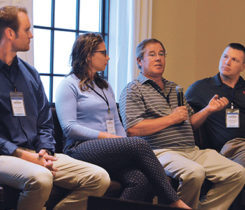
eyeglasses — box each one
[94,50,107,56]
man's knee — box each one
[233,157,245,167]
[232,164,245,183]
[96,167,110,195]
[180,165,205,186]
[26,169,53,199]
[217,155,245,182]
[80,166,110,196]
[230,153,245,168]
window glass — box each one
[80,0,102,32]
[53,76,66,102]
[40,76,50,101]
[33,28,51,73]
[53,31,76,74]
[33,0,51,27]
[33,0,108,103]
[55,0,76,29]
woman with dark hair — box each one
[55,33,190,209]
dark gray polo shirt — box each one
[119,73,195,150]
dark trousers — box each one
[65,137,179,204]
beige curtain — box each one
[108,0,152,101]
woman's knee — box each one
[128,137,151,150]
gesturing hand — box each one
[206,94,229,113]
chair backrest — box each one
[50,103,65,153]
[193,125,211,149]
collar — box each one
[137,73,172,96]
[137,72,167,85]
[213,73,245,88]
[0,56,18,71]
[0,59,9,70]
[137,72,150,84]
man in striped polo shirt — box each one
[119,38,245,210]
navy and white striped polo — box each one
[119,73,196,150]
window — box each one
[33,0,109,103]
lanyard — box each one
[160,87,172,104]
[150,81,172,105]
[230,87,237,110]
[152,83,172,106]
[88,85,110,114]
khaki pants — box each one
[220,138,245,167]
[154,146,245,210]
[0,153,110,210]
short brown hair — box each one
[227,43,245,63]
[0,6,27,40]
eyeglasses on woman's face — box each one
[94,50,107,57]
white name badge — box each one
[10,92,26,116]
[226,108,239,128]
[106,119,116,135]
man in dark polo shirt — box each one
[119,38,245,210]
[185,43,245,167]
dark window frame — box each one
[34,0,109,103]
